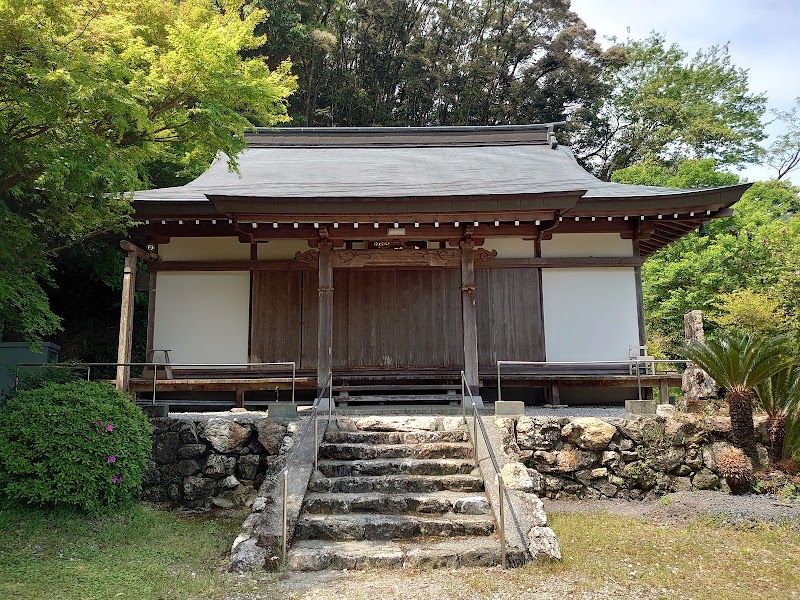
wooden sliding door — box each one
[476,268,544,367]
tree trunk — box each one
[728,390,760,467]
[768,412,787,467]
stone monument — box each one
[680,310,718,412]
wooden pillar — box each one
[115,249,137,392]
[145,253,158,362]
[632,237,647,346]
[659,379,670,405]
[460,241,479,391]
[317,241,334,398]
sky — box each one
[569,0,800,182]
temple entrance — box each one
[249,268,462,370]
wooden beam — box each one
[115,250,137,393]
[120,240,158,261]
[317,242,333,398]
[149,254,644,272]
[476,257,643,269]
[150,259,314,271]
[460,242,480,391]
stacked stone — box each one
[498,413,770,500]
[140,415,293,508]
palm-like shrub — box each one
[681,333,795,466]
[717,447,754,494]
[754,362,800,466]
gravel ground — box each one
[545,490,800,528]
[524,405,627,418]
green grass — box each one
[548,512,800,599]
[1,503,799,599]
[0,502,248,600]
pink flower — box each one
[108,456,116,463]
[112,475,125,484]
[105,424,113,433]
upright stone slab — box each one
[680,310,717,412]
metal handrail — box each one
[496,359,691,403]
[280,369,333,564]
[14,361,298,405]
[461,370,511,568]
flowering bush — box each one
[0,381,151,512]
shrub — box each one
[12,364,85,394]
[717,447,753,495]
[0,381,152,512]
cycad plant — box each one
[681,333,795,466]
[755,361,800,466]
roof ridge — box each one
[245,123,565,148]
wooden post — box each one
[317,241,334,398]
[145,264,157,363]
[549,382,561,406]
[659,379,670,405]
[632,236,647,346]
[116,250,138,392]
[460,241,479,391]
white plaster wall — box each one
[158,237,250,261]
[257,240,311,259]
[541,268,640,362]
[482,237,535,258]
[541,233,632,257]
[153,272,250,367]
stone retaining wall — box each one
[140,413,296,509]
[497,409,770,500]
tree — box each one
[569,33,767,180]
[628,165,800,350]
[251,0,617,127]
[0,0,297,342]
[682,333,794,465]
[766,98,800,181]
[754,361,800,466]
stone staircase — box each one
[287,416,522,570]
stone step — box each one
[303,492,491,516]
[308,473,485,494]
[318,442,472,461]
[316,458,476,478]
[294,513,495,541]
[324,429,468,445]
[334,416,466,432]
[288,538,525,571]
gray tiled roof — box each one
[131,126,747,212]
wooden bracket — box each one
[120,240,159,261]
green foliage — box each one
[681,333,794,394]
[642,177,800,350]
[11,364,85,395]
[756,363,800,460]
[708,289,791,337]
[681,332,794,463]
[612,158,740,188]
[570,33,766,179]
[0,0,297,343]
[0,381,152,513]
